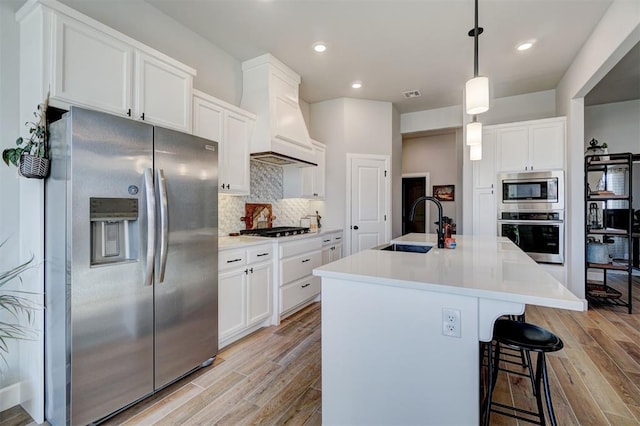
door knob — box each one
[353,225,359,230]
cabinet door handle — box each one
[301,258,311,263]
[249,267,253,273]
[331,247,335,251]
[257,253,269,257]
[127,108,132,117]
[221,184,225,189]
[140,112,145,120]
[301,283,311,288]
[227,258,242,263]
[244,269,249,274]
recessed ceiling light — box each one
[313,42,327,53]
[516,41,534,51]
[351,81,362,89]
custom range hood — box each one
[241,54,316,167]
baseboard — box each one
[0,381,22,412]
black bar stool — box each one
[483,319,564,426]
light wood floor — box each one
[2,275,639,426]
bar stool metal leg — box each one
[534,352,546,426]
[541,353,558,426]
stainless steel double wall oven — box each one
[497,171,565,264]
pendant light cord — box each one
[473,0,479,78]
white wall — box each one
[0,0,23,402]
[585,99,640,152]
[58,0,243,105]
[403,132,460,232]
[556,0,640,299]
[585,99,640,209]
[400,90,557,134]
[309,98,394,243]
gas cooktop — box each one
[240,226,310,238]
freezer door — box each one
[67,107,154,425]
[153,127,218,388]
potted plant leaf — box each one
[0,240,37,364]
[2,94,50,179]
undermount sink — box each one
[376,243,432,253]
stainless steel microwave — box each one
[498,171,564,212]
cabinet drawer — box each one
[280,237,322,258]
[281,276,320,313]
[248,245,273,263]
[281,251,322,285]
[219,249,247,270]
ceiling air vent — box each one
[402,90,421,99]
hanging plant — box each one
[2,94,50,179]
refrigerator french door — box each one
[45,107,218,425]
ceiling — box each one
[585,41,640,106]
[148,0,614,114]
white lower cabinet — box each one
[473,188,497,236]
[247,261,272,325]
[218,243,273,348]
[281,276,321,313]
[321,231,343,265]
[218,267,247,340]
[278,237,322,319]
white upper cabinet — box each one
[282,140,326,199]
[134,51,193,132]
[192,92,224,142]
[223,110,253,194]
[529,121,565,171]
[25,1,195,132]
[496,127,529,172]
[52,13,133,116]
[496,117,565,172]
[192,90,255,195]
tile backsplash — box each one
[218,161,312,235]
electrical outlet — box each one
[442,308,461,338]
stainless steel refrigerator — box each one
[45,107,218,425]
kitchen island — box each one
[313,233,584,426]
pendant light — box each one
[466,0,489,159]
[465,0,488,115]
[469,143,482,161]
[466,119,482,145]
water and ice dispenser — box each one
[90,197,139,266]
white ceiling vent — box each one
[402,90,422,99]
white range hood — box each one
[241,54,316,167]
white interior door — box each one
[348,156,389,254]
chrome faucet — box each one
[408,196,445,248]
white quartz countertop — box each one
[219,228,342,250]
[313,233,584,311]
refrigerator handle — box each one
[157,169,169,283]
[144,168,155,287]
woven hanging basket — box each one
[18,153,50,179]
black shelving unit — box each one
[584,152,638,314]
